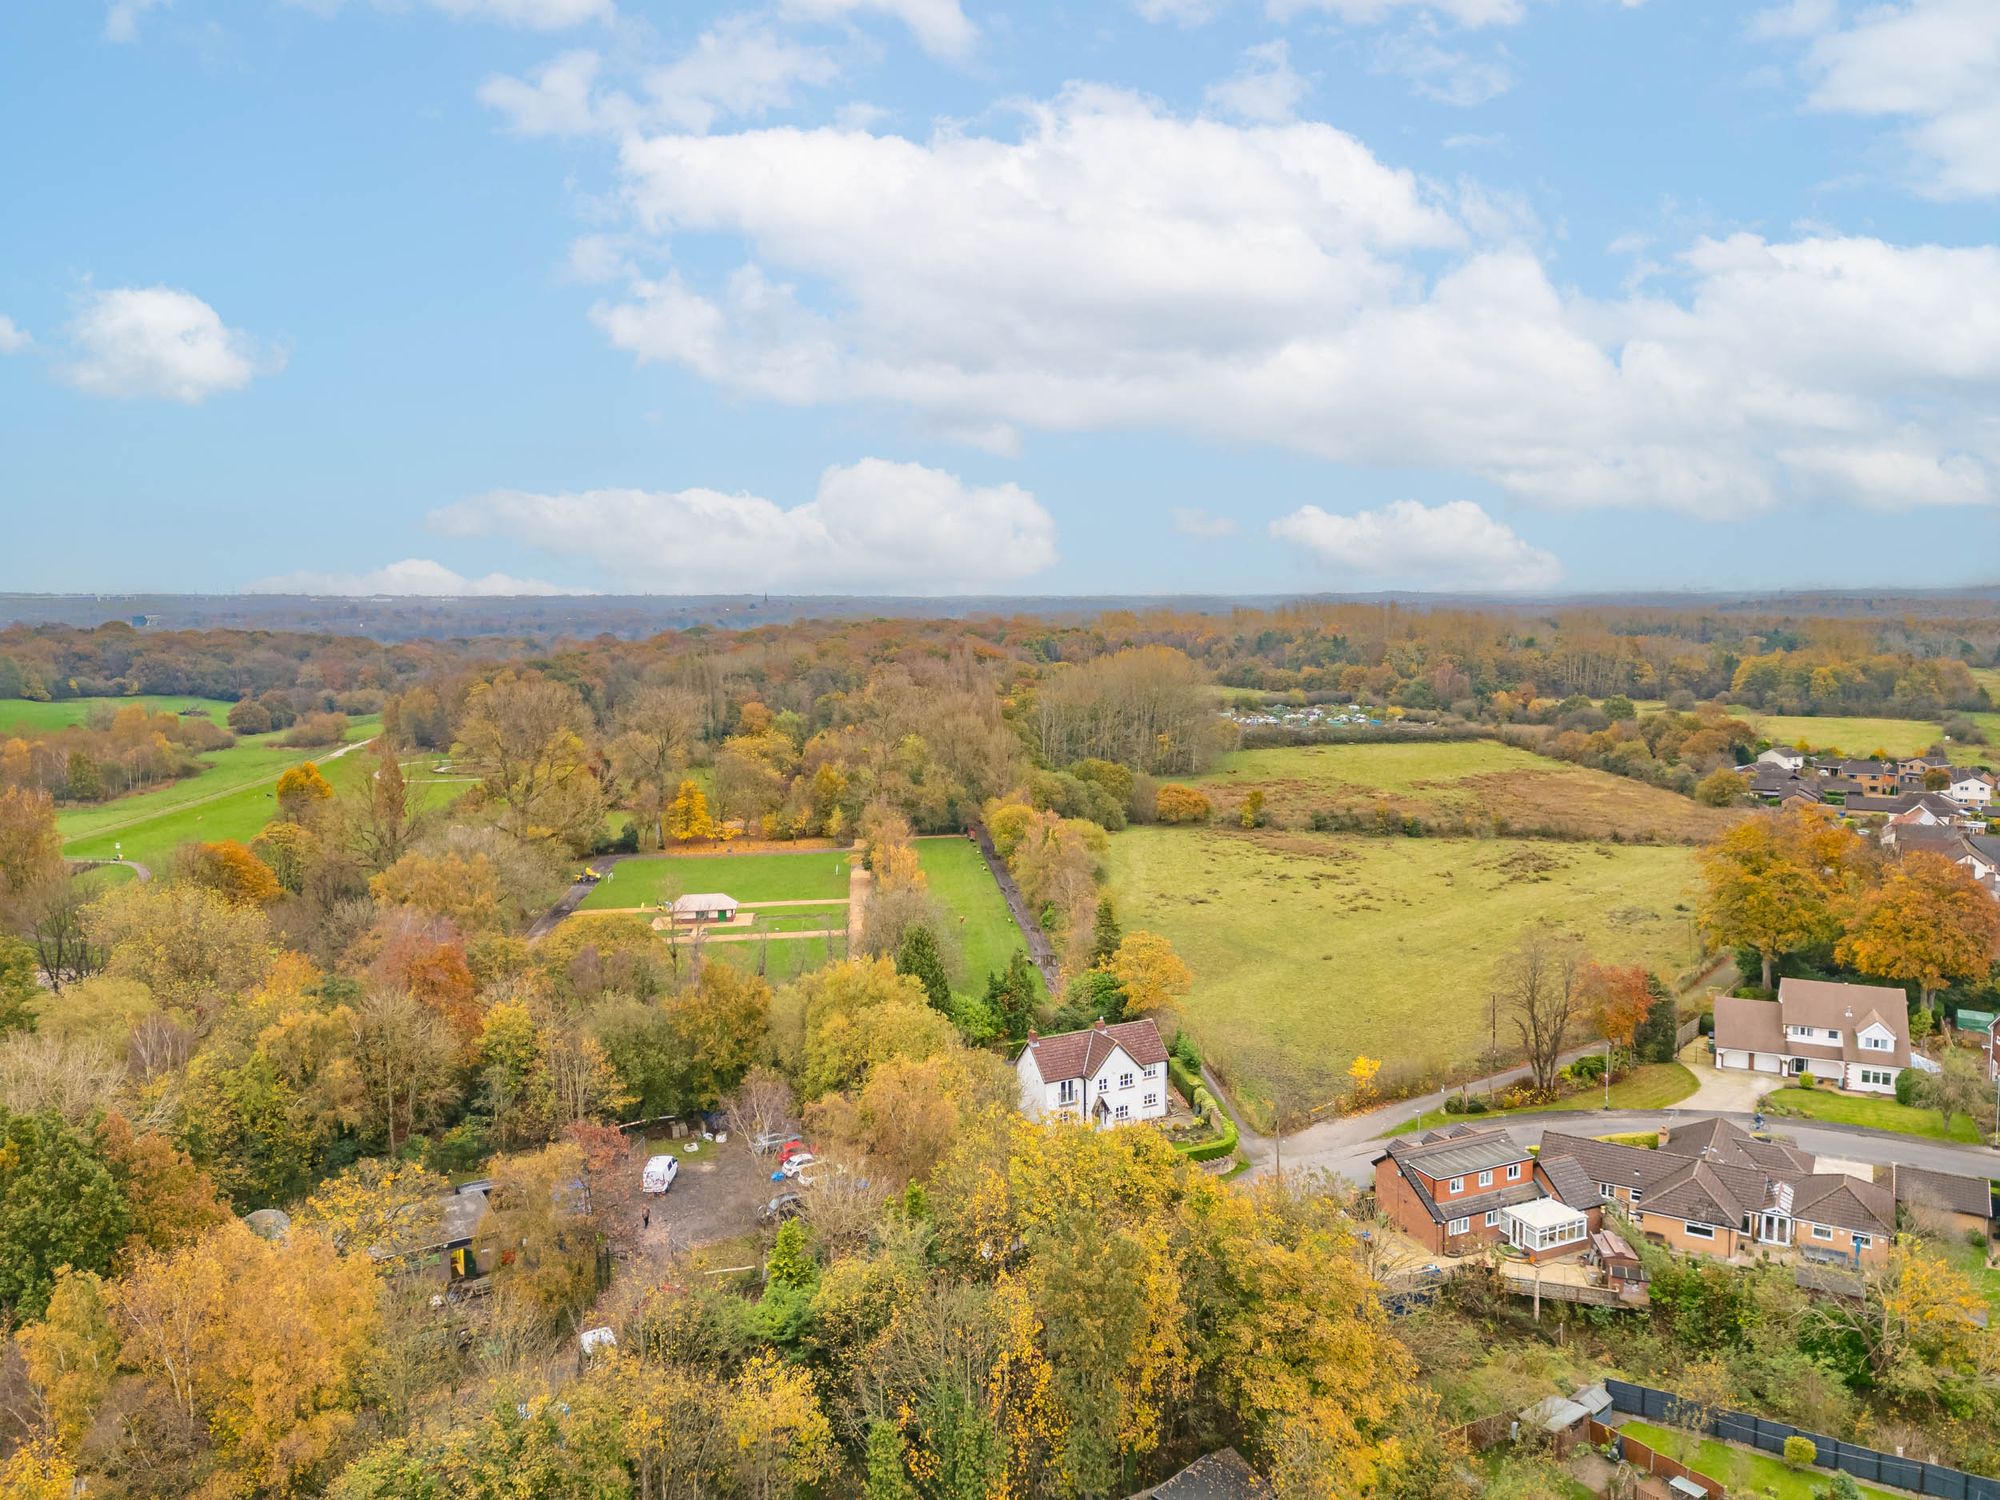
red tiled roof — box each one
[1022,1017,1168,1082]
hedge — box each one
[1176,1112,1240,1163]
[1166,1056,1202,1105]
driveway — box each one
[1670,1038,1772,1114]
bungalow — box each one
[1016,1016,1171,1128]
[1757,746,1807,772]
[668,893,739,923]
[1884,826,2000,886]
[1371,1124,1601,1262]
[1539,1117,1894,1268]
[1889,1164,1995,1244]
[1712,978,1911,1095]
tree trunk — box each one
[1761,949,1775,991]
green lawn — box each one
[1190,740,1735,843]
[1759,1084,1983,1143]
[576,849,853,909]
[1391,1063,1698,1136]
[1729,711,1953,760]
[56,723,468,873]
[702,932,850,983]
[0,695,236,731]
[1108,826,1703,1130]
[1620,1421,1900,1500]
[915,836,1043,1000]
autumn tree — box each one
[1107,931,1193,1017]
[352,734,424,869]
[352,988,462,1147]
[0,787,65,930]
[15,1267,119,1451]
[0,1110,129,1318]
[84,879,276,1020]
[1836,852,2000,1014]
[368,847,506,935]
[1498,931,1587,1093]
[1152,785,1212,824]
[476,1142,603,1328]
[180,838,284,905]
[1698,809,1864,990]
[298,1158,449,1256]
[1582,961,1653,1052]
[453,670,606,853]
[275,760,335,822]
[606,683,703,845]
[93,1112,229,1261]
[663,777,716,845]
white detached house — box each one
[1712,978,1912,1095]
[1016,1017,1171,1128]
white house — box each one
[1757,746,1807,772]
[1016,1017,1171,1128]
[1944,770,1994,811]
[1712,978,1911,1095]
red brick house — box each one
[1372,1124,1602,1262]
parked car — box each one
[751,1129,801,1155]
[642,1154,680,1194]
[778,1152,817,1180]
[758,1193,803,1224]
[776,1139,813,1165]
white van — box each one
[642,1154,680,1194]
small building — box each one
[1137,1448,1267,1498]
[1890,1164,1996,1243]
[1501,1197,1592,1262]
[1016,1017,1171,1128]
[668,892,739,923]
[1712,978,1911,1095]
[1757,746,1807,772]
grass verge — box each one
[1389,1063,1698,1136]
[1759,1084,1983,1143]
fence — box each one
[1604,1379,2000,1500]
[1587,1418,1723,1498]
[1675,1016,1702,1053]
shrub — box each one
[1175,1110,1239,1163]
[1463,1096,1489,1114]
[1783,1435,1817,1470]
[1154,785,1212,825]
[1166,1055,1202,1105]
[1894,1068,1920,1107]
[1797,1071,1815,1090]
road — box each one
[527,851,640,940]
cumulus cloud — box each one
[0,317,30,354]
[1170,507,1239,538]
[429,458,1057,592]
[285,0,611,30]
[1271,500,1561,591]
[1204,41,1310,123]
[577,86,2000,518]
[59,287,282,403]
[250,559,571,596]
[778,0,976,60]
[1776,0,2000,199]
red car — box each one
[776,1139,813,1165]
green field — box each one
[1391,1063,1698,1135]
[1620,1422,1899,1500]
[915,836,1042,1000]
[1730,711,1955,760]
[1192,740,1736,843]
[55,722,469,872]
[577,849,853,910]
[1759,1083,1983,1143]
[1108,826,1702,1129]
[0,695,235,732]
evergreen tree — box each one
[1633,974,1679,1064]
[895,924,953,1013]
[1088,894,1122,968]
[984,950,1040,1039]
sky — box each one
[2,0,1998,599]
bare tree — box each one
[724,1067,795,1148]
[25,878,104,990]
[1498,931,1587,1093]
[0,1031,123,1124]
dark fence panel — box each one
[1603,1379,2000,1500]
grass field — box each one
[1192,741,1736,843]
[1620,1422,1899,1500]
[1759,1083,1983,1143]
[915,836,1043,1000]
[1108,826,1703,1129]
[1729,710,1958,760]
[56,722,470,872]
[0,695,235,731]
[577,850,853,910]
[1390,1063,1698,1135]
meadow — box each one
[915,835,1044,1000]
[1107,825,1703,1130]
[576,849,853,910]
[1727,710,1961,760]
[1191,740,1736,843]
[0,695,236,731]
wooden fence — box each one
[1588,1418,1725,1498]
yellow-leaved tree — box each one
[1836,852,2000,1014]
[1107,931,1193,1016]
[1697,808,1864,990]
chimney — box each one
[1093,1016,1107,1031]
[1026,1030,1038,1047]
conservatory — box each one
[1500,1197,1590,1261]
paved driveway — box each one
[1671,1040,1774,1114]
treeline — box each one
[0,705,231,802]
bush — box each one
[1783,1435,1817,1470]
[1797,1071,1815,1090]
[1566,1054,1608,1083]
[1175,1110,1239,1163]
[1166,1055,1202,1105]
[1462,1096,1489,1114]
[1154,784,1212,825]
[1894,1068,1920,1106]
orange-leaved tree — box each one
[1697,808,1865,990]
[1836,852,2000,1015]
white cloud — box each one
[251,559,571,596]
[285,0,611,30]
[59,287,282,403]
[429,458,1057,592]
[778,0,976,60]
[1372,29,1513,105]
[579,87,2000,518]
[1271,500,1562,590]
[1778,0,2000,199]
[1267,0,1526,26]
[0,317,30,354]
[1136,0,1224,23]
[104,0,166,43]
[1170,507,1238,538]
[1204,41,1310,124]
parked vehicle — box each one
[758,1193,803,1224]
[778,1152,817,1181]
[642,1154,680,1194]
[751,1129,801,1155]
[776,1139,813,1165]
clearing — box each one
[915,835,1044,1001]
[1107,826,1702,1130]
[577,850,853,910]
[0,695,237,731]
[1192,741,1737,843]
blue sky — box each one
[2,0,1997,597]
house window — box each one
[1811,1224,1834,1241]
[1447,1177,1464,1193]
[1097,1077,1109,1093]
[1506,1164,1522,1181]
[1484,1209,1501,1228]
[1114,1103,1130,1121]
[1145,1064,1160,1078]
[1629,1190,1642,1205]
[1143,1093,1158,1109]
[1057,1081,1078,1104]
[1854,1234,1872,1251]
[1447,1217,1470,1236]
[1685,1223,1715,1240]
[1119,1072,1134,1089]
[1861,1035,1889,1051]
[1477,1170,1494,1187]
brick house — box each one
[1372,1124,1601,1262]
[1890,1164,1996,1244]
[1539,1117,1894,1268]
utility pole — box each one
[1604,1033,1612,1110]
